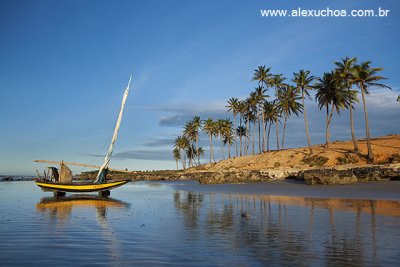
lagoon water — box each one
[1,180,400,266]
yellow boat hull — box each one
[35,180,129,193]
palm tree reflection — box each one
[174,191,203,229]
[174,190,400,265]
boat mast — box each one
[33,160,132,172]
[94,74,132,183]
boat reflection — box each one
[36,195,131,222]
[36,195,130,262]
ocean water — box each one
[0,180,399,266]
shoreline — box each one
[167,180,400,201]
[75,135,400,185]
[76,162,400,185]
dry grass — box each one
[194,134,400,171]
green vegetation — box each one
[336,153,359,165]
[172,58,391,170]
[302,155,329,167]
[389,153,400,163]
[274,162,281,168]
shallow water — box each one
[0,181,399,266]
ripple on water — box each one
[0,181,399,266]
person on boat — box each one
[96,168,109,183]
[47,167,59,182]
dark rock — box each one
[389,154,400,164]
[76,163,400,185]
[241,212,250,218]
[301,164,400,185]
[351,165,400,181]
[301,169,358,185]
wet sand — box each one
[169,180,400,200]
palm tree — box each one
[236,125,247,156]
[195,147,205,163]
[186,144,196,168]
[254,86,268,153]
[334,57,360,153]
[277,85,303,149]
[262,101,279,152]
[351,61,391,162]
[216,119,227,160]
[226,97,240,157]
[253,65,272,89]
[315,72,356,149]
[173,147,181,170]
[174,135,189,169]
[183,121,196,167]
[237,100,247,156]
[293,69,315,154]
[222,118,234,158]
[202,118,217,163]
[191,116,202,165]
[247,92,258,155]
[270,74,286,150]
[253,66,272,153]
[242,99,252,155]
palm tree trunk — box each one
[234,115,238,157]
[275,86,280,150]
[325,105,329,149]
[282,114,288,149]
[228,143,231,158]
[220,137,225,160]
[196,138,200,166]
[326,105,334,150]
[245,120,250,155]
[360,86,374,162]
[182,154,186,170]
[240,135,243,157]
[275,118,280,150]
[209,135,213,163]
[188,144,192,167]
[258,113,261,154]
[349,102,360,153]
[262,121,267,153]
[262,114,266,152]
[267,122,272,152]
[239,116,243,156]
[176,160,178,170]
[252,121,256,155]
[302,90,313,154]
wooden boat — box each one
[35,75,133,196]
[35,180,129,193]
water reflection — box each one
[174,191,204,229]
[174,191,400,266]
[36,195,131,223]
[36,195,131,262]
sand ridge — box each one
[195,134,400,171]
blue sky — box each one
[0,0,399,175]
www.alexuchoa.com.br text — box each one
[260,7,390,18]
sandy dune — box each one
[197,134,400,171]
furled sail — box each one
[94,75,132,184]
[59,163,73,183]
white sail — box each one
[94,75,132,183]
